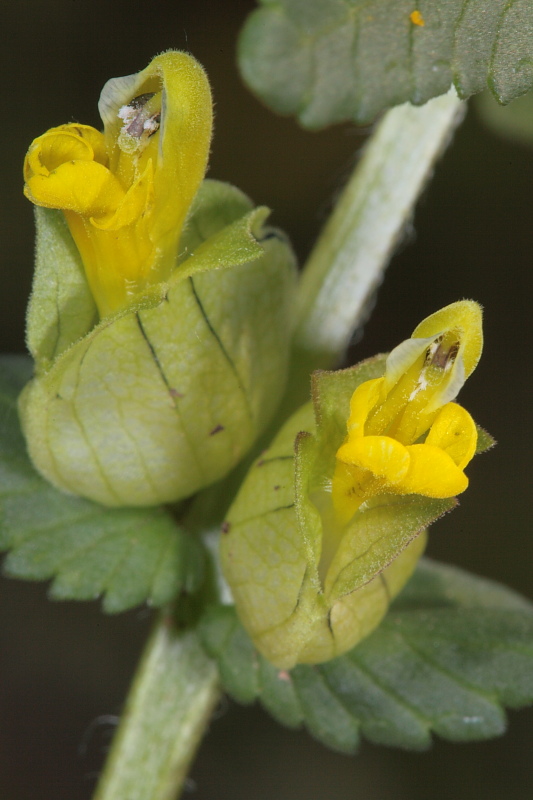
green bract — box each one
[221,357,482,669]
[19,181,297,507]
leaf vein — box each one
[348,650,432,727]
[396,628,500,704]
[0,508,112,549]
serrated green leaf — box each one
[239,0,533,129]
[395,557,533,613]
[199,605,258,703]
[257,657,303,728]
[291,663,361,752]
[476,88,533,148]
[0,355,204,612]
[200,558,533,753]
[345,615,507,745]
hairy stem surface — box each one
[288,88,465,408]
[93,612,219,800]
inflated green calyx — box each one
[221,302,486,668]
[20,180,296,506]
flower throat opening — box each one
[118,92,162,155]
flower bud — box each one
[20,54,297,507]
[221,301,485,668]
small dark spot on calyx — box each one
[221,521,231,534]
[256,449,269,467]
[209,424,224,436]
[169,388,183,399]
[273,485,281,491]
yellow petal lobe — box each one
[337,435,410,482]
[425,401,477,470]
[25,160,125,218]
[346,377,383,436]
[332,302,483,522]
[400,444,469,497]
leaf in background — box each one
[476,89,533,148]
[239,0,533,128]
[200,558,533,753]
[0,356,204,612]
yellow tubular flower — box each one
[221,300,487,668]
[24,52,212,317]
[332,300,483,526]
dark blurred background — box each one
[1,1,532,798]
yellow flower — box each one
[23,52,212,317]
[332,301,483,526]
[221,300,487,668]
[19,54,297,508]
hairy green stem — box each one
[92,612,219,800]
[287,88,465,409]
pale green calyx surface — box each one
[19,180,297,506]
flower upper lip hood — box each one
[332,300,483,527]
[23,51,213,317]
